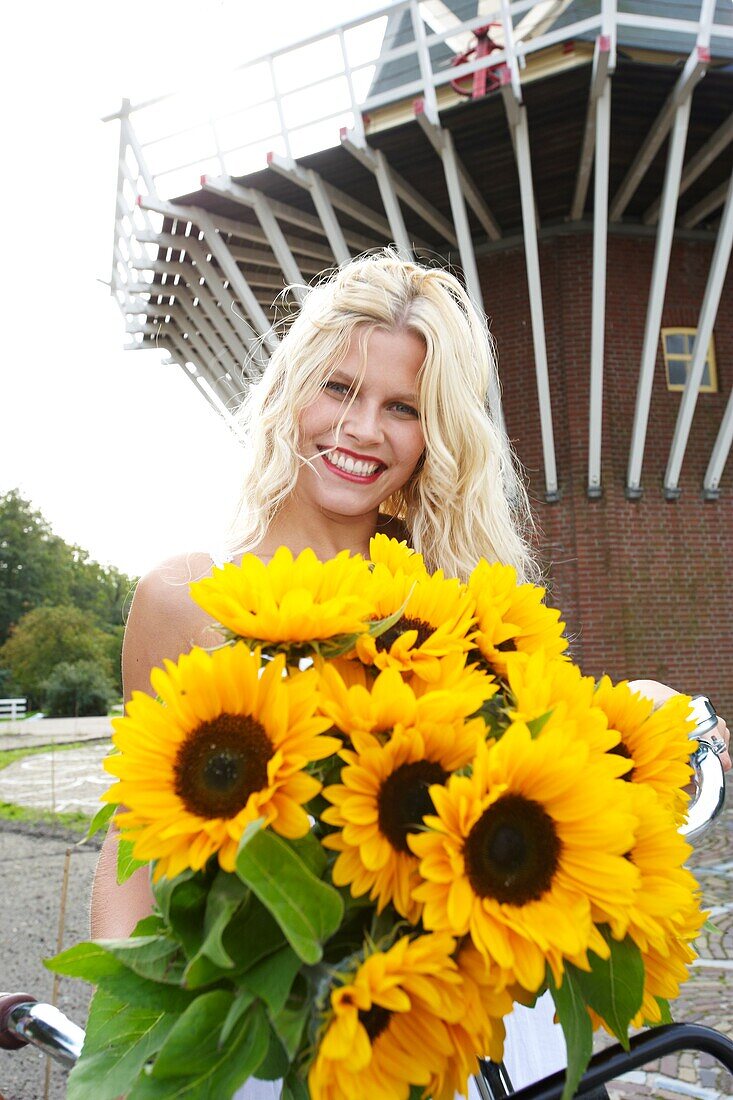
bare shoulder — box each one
[123,551,221,699]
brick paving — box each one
[0,742,730,1098]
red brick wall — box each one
[481,233,733,713]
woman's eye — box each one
[392,403,419,418]
[324,380,350,396]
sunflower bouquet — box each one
[47,536,704,1100]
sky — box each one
[0,0,385,578]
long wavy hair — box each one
[223,250,538,582]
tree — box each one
[0,489,73,646]
[42,660,116,718]
[0,605,115,708]
[0,489,135,647]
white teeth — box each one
[324,449,381,477]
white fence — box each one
[0,699,27,720]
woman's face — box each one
[297,326,426,520]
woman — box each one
[91,251,730,1097]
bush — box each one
[0,605,115,708]
[41,660,117,718]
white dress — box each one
[232,992,566,1098]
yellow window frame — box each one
[661,327,718,393]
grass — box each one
[0,800,91,832]
[0,740,99,772]
[0,740,108,832]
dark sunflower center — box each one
[374,616,434,652]
[377,760,449,853]
[174,713,274,819]
[359,1004,391,1042]
[496,637,518,652]
[464,793,561,906]
[609,740,634,781]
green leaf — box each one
[98,935,184,985]
[282,1071,310,1100]
[240,944,302,1014]
[128,999,269,1099]
[572,928,644,1049]
[255,1025,290,1080]
[220,989,256,1046]
[165,875,211,958]
[153,868,198,925]
[526,708,554,738]
[704,916,723,935]
[236,827,343,964]
[270,1000,309,1061]
[151,990,234,1078]
[130,914,166,938]
[66,986,175,1100]
[194,871,248,968]
[45,941,126,983]
[548,966,593,1100]
[99,969,195,1014]
[285,830,327,878]
[366,593,413,643]
[654,997,674,1025]
[82,801,116,843]
[117,837,148,884]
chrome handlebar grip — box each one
[679,695,727,844]
[0,994,85,1068]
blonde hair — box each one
[224,250,537,582]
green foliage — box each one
[42,659,117,717]
[0,604,115,708]
[235,821,344,964]
[550,928,645,1100]
[570,928,644,1049]
[0,489,74,647]
[548,967,594,1100]
[0,489,134,693]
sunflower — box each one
[505,650,627,773]
[632,900,704,1028]
[409,725,639,992]
[104,644,340,880]
[322,709,486,920]
[355,564,476,682]
[619,782,701,951]
[308,932,468,1100]
[590,892,704,1035]
[189,546,374,652]
[369,532,428,577]
[592,678,695,818]
[468,560,568,678]
[429,941,516,1100]
[318,661,495,747]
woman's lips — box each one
[318,447,386,483]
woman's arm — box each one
[90,554,220,939]
[628,677,731,772]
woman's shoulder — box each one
[123,552,221,697]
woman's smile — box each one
[318,446,387,483]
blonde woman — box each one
[91,251,729,1099]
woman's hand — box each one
[628,678,731,773]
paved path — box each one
[0,716,114,752]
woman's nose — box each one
[340,399,384,445]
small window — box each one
[661,328,718,393]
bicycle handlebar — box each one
[0,992,84,1068]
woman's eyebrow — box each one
[329,369,417,404]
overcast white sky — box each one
[0,0,384,578]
